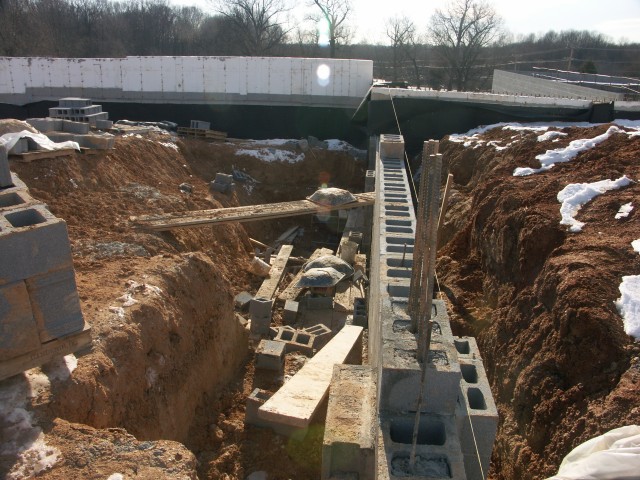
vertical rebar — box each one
[409,140,439,331]
[401,243,408,267]
[417,153,442,362]
[409,319,434,472]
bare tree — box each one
[428,0,503,90]
[308,0,352,58]
[215,0,290,55]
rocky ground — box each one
[0,123,365,480]
[436,121,640,479]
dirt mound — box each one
[0,119,38,135]
[437,122,640,479]
[1,129,366,479]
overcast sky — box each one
[169,0,640,44]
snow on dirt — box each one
[0,355,78,479]
[235,147,305,163]
[616,202,634,219]
[557,176,633,232]
[440,119,640,479]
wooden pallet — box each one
[9,148,77,163]
[177,127,227,141]
[131,192,376,231]
[0,325,92,381]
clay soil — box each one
[0,125,365,480]
[436,122,640,479]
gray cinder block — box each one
[0,205,74,286]
[9,138,29,155]
[283,300,299,324]
[62,120,90,135]
[95,119,114,130]
[214,173,234,185]
[379,134,404,160]
[0,189,35,212]
[0,144,11,187]
[250,297,274,318]
[0,280,42,361]
[26,266,85,342]
[245,388,273,427]
[304,296,334,310]
[234,291,253,310]
[255,339,285,372]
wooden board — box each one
[255,245,293,300]
[0,324,92,381]
[10,148,77,163]
[132,192,376,231]
[277,247,333,304]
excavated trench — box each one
[0,124,367,479]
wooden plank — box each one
[10,148,77,163]
[0,324,92,381]
[132,192,376,231]
[255,244,294,300]
[277,247,333,304]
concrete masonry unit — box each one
[366,135,497,479]
[0,168,89,379]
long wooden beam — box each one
[131,192,376,231]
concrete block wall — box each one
[454,337,498,480]
[369,135,496,479]
[0,172,86,364]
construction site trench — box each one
[1,118,639,480]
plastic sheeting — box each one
[0,130,80,152]
[547,425,640,480]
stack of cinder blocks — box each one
[26,116,115,151]
[48,97,111,128]
[0,147,89,379]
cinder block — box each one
[255,339,285,372]
[283,300,299,324]
[322,365,376,480]
[245,388,273,427]
[365,170,376,192]
[61,120,90,134]
[1,172,27,194]
[234,291,253,310]
[209,181,234,194]
[0,189,36,212]
[26,266,85,342]
[79,133,115,150]
[214,173,234,185]
[456,381,498,465]
[0,144,11,187]
[379,134,404,160]
[305,324,332,351]
[304,296,334,310]
[250,297,273,318]
[0,281,42,361]
[353,297,367,327]
[0,204,74,286]
[95,119,114,130]
[9,138,29,155]
[58,97,92,108]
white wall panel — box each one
[140,57,162,92]
[47,59,67,88]
[224,57,246,95]
[182,57,203,92]
[100,58,122,90]
[290,58,305,96]
[68,59,85,89]
[269,57,291,96]
[247,57,270,94]
[203,57,225,93]
[27,58,50,88]
[160,56,178,93]
[122,57,143,92]
[0,59,15,93]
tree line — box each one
[1,0,638,94]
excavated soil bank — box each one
[437,122,640,479]
[0,126,365,479]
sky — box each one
[169,0,640,44]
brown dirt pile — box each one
[437,123,640,479]
[0,125,365,479]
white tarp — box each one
[0,131,80,152]
[547,425,640,480]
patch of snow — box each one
[615,202,634,220]
[235,148,305,163]
[240,138,295,146]
[109,306,125,318]
[616,275,640,339]
[116,292,138,307]
[108,475,125,480]
[159,141,178,151]
[0,372,62,478]
[514,126,627,176]
[537,130,568,142]
[632,239,640,253]
[557,176,632,232]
